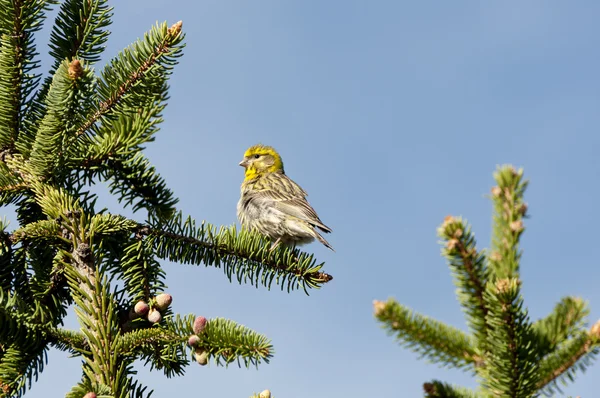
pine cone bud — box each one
[188,334,201,347]
[154,293,172,311]
[147,308,162,324]
[495,278,510,294]
[373,300,386,316]
[168,21,183,35]
[259,390,271,398]
[134,301,149,316]
[491,186,502,197]
[509,220,524,232]
[442,215,455,226]
[68,59,83,80]
[83,393,97,398]
[518,203,528,216]
[193,316,207,334]
[423,383,435,393]
[446,238,459,251]
[590,320,600,339]
[194,348,208,366]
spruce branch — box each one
[117,327,186,357]
[0,218,12,292]
[56,202,130,394]
[438,216,489,348]
[21,0,113,154]
[376,165,596,395]
[423,381,480,398]
[146,213,333,293]
[120,236,167,304]
[0,0,53,148]
[118,327,187,378]
[47,327,90,356]
[76,20,184,137]
[29,58,95,176]
[536,323,600,395]
[12,219,62,243]
[0,344,47,398]
[101,154,178,219]
[482,278,538,397]
[0,287,45,348]
[177,316,273,368]
[73,152,178,219]
[0,8,337,395]
[48,0,113,69]
[74,104,165,164]
[88,214,139,237]
[373,299,479,370]
[488,166,528,280]
[65,382,112,398]
[249,390,273,398]
[0,162,26,205]
[532,297,589,358]
[65,257,136,396]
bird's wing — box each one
[254,174,332,233]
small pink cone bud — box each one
[83,393,97,398]
[147,308,162,324]
[134,301,149,316]
[259,390,271,398]
[194,348,208,365]
[193,316,207,334]
[154,293,172,311]
[188,334,201,347]
[491,186,502,197]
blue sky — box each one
[21,1,600,397]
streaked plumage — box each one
[237,144,333,251]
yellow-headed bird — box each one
[237,144,333,251]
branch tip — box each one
[169,20,183,35]
[590,319,600,339]
[68,59,83,80]
[373,300,386,316]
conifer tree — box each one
[374,166,599,397]
[0,1,332,397]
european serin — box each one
[237,144,333,251]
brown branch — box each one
[455,238,488,322]
[8,0,24,146]
[537,338,593,389]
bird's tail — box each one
[315,231,335,252]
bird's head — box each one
[239,144,284,180]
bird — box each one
[237,144,334,251]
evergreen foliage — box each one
[0,2,332,396]
[374,166,600,397]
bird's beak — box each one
[239,159,249,168]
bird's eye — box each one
[253,154,260,159]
